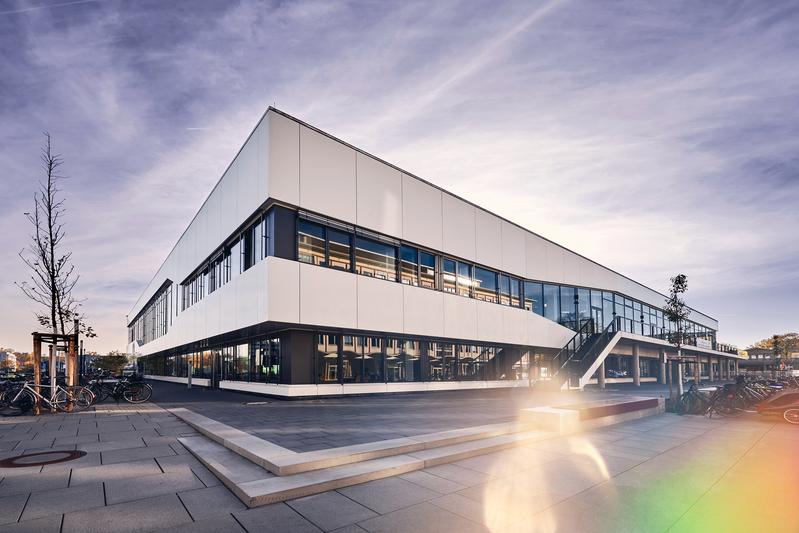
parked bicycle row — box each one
[673,374,799,424]
[0,372,153,415]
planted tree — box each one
[663,274,691,396]
[16,133,95,339]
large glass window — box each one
[328,229,351,271]
[316,334,339,383]
[543,284,560,322]
[442,259,457,293]
[498,274,510,305]
[457,262,472,297]
[429,343,456,381]
[342,336,361,383]
[387,339,421,382]
[400,246,419,286]
[363,337,384,382]
[251,339,280,383]
[577,288,590,326]
[234,343,249,381]
[559,286,576,328]
[524,281,543,315]
[458,345,478,380]
[420,251,436,289]
[355,237,397,281]
[298,220,326,266]
[510,278,521,307]
[474,267,498,303]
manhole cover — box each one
[0,450,87,468]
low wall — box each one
[144,375,211,387]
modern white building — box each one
[129,108,742,397]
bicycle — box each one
[87,375,152,404]
[1,381,94,413]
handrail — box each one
[552,318,596,377]
[551,316,621,386]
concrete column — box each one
[598,361,606,389]
[677,360,684,395]
[632,344,641,386]
[659,348,667,385]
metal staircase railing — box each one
[551,316,621,388]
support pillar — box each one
[632,344,641,386]
[659,348,667,385]
[677,360,685,396]
[48,345,56,413]
[32,336,41,415]
[598,361,606,389]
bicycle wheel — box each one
[53,387,94,412]
[123,383,152,403]
[9,389,37,413]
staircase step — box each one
[407,429,553,467]
[180,426,557,507]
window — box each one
[577,288,590,325]
[298,220,326,266]
[363,336,384,383]
[442,259,457,293]
[387,339,421,382]
[524,281,543,315]
[510,278,521,307]
[457,262,472,297]
[400,245,419,286]
[234,343,249,381]
[474,267,498,303]
[420,251,436,289]
[560,286,576,328]
[459,345,478,380]
[543,284,560,322]
[316,334,339,383]
[242,222,255,271]
[355,237,397,281]
[430,343,457,381]
[328,229,351,271]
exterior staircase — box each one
[543,316,622,390]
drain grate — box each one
[0,450,87,468]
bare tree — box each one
[16,133,95,338]
[663,273,691,397]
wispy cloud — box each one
[0,0,797,352]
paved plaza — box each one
[0,387,796,532]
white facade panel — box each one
[500,220,526,277]
[475,209,502,269]
[402,285,444,338]
[235,265,262,330]
[266,257,300,324]
[525,233,548,281]
[526,312,574,349]
[299,125,356,223]
[443,294,477,341]
[502,306,528,346]
[442,193,476,261]
[402,173,442,251]
[299,263,357,329]
[357,276,403,334]
[356,153,402,237]
[237,124,261,221]
[476,300,504,343]
[267,112,300,205]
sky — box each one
[0,0,797,354]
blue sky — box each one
[1,0,797,353]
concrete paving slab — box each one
[104,467,204,505]
[20,482,104,521]
[101,444,176,464]
[178,485,247,520]
[287,491,377,531]
[69,459,162,486]
[337,477,441,515]
[0,514,63,532]
[0,493,29,525]
[397,470,467,494]
[61,493,193,533]
[164,514,247,533]
[233,502,322,533]
[0,468,70,497]
[421,464,493,487]
[357,501,488,533]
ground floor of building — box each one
[135,324,741,398]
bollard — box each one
[187,364,192,389]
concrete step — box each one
[170,407,536,476]
[179,426,556,507]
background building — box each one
[130,108,741,396]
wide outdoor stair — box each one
[172,407,556,507]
